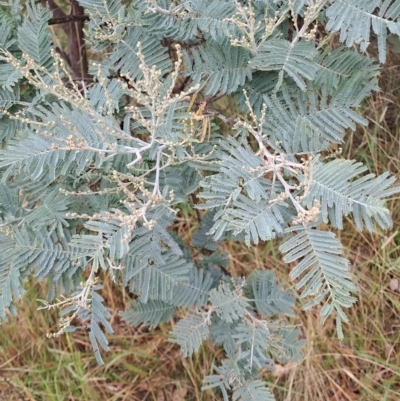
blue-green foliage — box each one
[0,0,399,399]
[325,0,400,63]
[17,1,53,70]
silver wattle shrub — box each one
[0,1,399,400]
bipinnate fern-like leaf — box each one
[0,181,20,220]
[199,138,271,204]
[263,86,368,147]
[233,323,272,371]
[0,64,22,92]
[121,267,214,329]
[0,132,103,183]
[109,27,172,80]
[120,299,176,329]
[17,0,53,70]
[171,267,215,308]
[0,227,83,321]
[304,158,399,231]
[68,286,114,365]
[180,0,236,41]
[211,196,285,246]
[84,219,131,260]
[202,359,245,401]
[0,232,24,322]
[0,88,19,112]
[0,116,21,143]
[313,46,379,100]
[88,78,126,114]
[276,328,305,364]
[209,282,250,324]
[191,210,223,251]
[123,251,192,304]
[169,313,210,357]
[325,0,400,63]
[19,188,72,237]
[183,41,252,95]
[70,234,107,271]
[279,226,358,339]
[7,228,77,281]
[232,380,275,401]
[204,365,276,401]
[0,16,15,51]
[250,39,319,91]
[198,138,287,245]
[246,270,295,318]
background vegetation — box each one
[1,1,400,400]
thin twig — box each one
[190,193,202,222]
[48,14,89,25]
